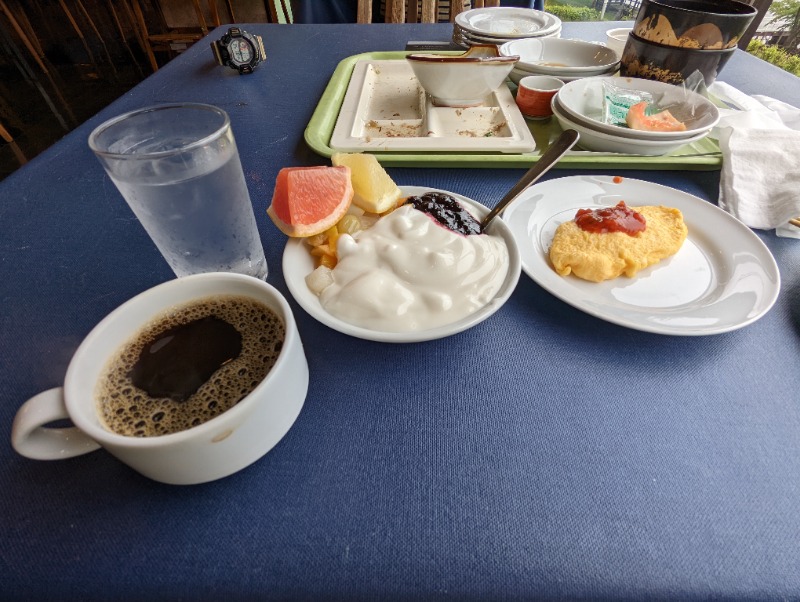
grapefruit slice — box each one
[267,166,353,237]
[331,152,402,214]
[626,102,686,132]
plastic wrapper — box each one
[602,71,709,129]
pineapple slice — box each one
[331,152,402,214]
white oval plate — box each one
[282,186,522,343]
[455,8,561,39]
[503,175,780,336]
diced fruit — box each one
[305,266,334,295]
[331,152,402,214]
[337,214,362,235]
[324,225,339,251]
[626,101,686,132]
[267,166,353,237]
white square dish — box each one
[329,59,536,153]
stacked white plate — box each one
[452,7,562,48]
[500,37,620,84]
[552,76,720,155]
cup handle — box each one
[11,387,101,460]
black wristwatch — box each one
[211,27,265,74]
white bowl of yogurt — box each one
[282,186,522,343]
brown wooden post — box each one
[740,0,773,48]
[191,0,208,34]
[387,0,405,23]
[57,0,98,70]
[225,0,236,22]
[76,0,119,76]
[108,0,146,77]
[421,0,436,22]
[357,0,373,22]
[130,0,159,71]
[0,0,49,74]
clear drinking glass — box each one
[89,103,267,279]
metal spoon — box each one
[480,129,580,231]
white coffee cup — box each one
[606,28,632,59]
[11,273,309,485]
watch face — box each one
[230,39,252,64]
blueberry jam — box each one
[404,192,482,236]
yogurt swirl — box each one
[317,204,509,332]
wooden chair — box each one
[267,0,293,23]
[358,0,499,24]
[130,0,221,71]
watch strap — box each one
[210,40,226,66]
[252,34,266,63]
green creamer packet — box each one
[602,81,655,127]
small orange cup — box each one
[515,75,565,120]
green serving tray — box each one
[304,51,723,170]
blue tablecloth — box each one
[2,21,800,601]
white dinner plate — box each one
[282,186,522,343]
[454,28,562,48]
[453,26,562,46]
[503,175,780,335]
[455,8,561,39]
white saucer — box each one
[503,175,780,336]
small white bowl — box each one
[606,27,632,58]
[556,76,720,141]
[407,44,519,107]
[500,37,619,74]
[552,97,709,155]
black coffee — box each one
[129,316,242,403]
[96,295,285,438]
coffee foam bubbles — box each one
[96,295,285,437]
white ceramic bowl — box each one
[556,75,720,141]
[511,60,619,78]
[606,27,632,58]
[552,97,709,155]
[509,64,617,85]
[407,44,519,107]
[500,37,619,75]
[282,186,522,344]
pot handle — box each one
[11,387,101,460]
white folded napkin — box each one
[709,81,800,238]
